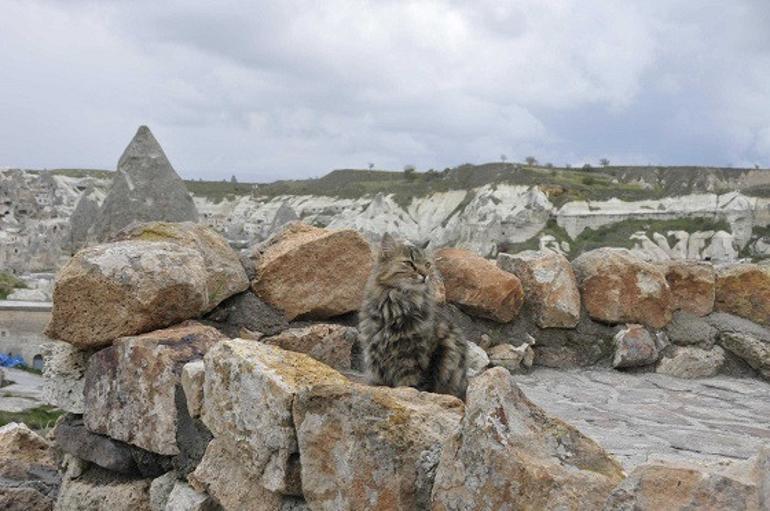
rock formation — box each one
[29,221,770,510]
[89,126,198,242]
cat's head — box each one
[375,233,433,290]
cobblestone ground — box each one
[514,368,770,470]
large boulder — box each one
[251,223,373,320]
[294,383,464,511]
[661,260,715,316]
[203,291,288,338]
[201,340,347,494]
[612,324,659,369]
[431,367,624,511]
[435,248,524,323]
[54,466,152,511]
[89,125,198,241]
[0,422,59,511]
[572,248,673,328]
[261,323,357,371]
[715,263,770,326]
[46,223,247,348]
[84,322,226,455]
[497,250,580,328]
[656,346,726,378]
[604,448,770,510]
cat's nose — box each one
[421,274,428,282]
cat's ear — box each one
[416,238,430,250]
[380,232,398,258]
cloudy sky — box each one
[1,1,769,181]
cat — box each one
[358,233,468,399]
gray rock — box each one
[149,472,177,511]
[172,385,213,478]
[719,332,770,380]
[487,342,534,372]
[656,346,726,379]
[268,201,299,236]
[67,186,100,253]
[164,482,216,511]
[90,126,198,242]
[666,311,718,348]
[465,341,489,377]
[203,291,288,338]
[42,341,92,414]
[54,414,172,477]
[612,325,659,369]
[707,311,770,341]
[181,361,205,419]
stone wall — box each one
[22,220,769,510]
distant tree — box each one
[525,156,538,166]
[599,158,610,167]
[583,163,593,170]
[500,154,508,163]
[403,164,416,181]
[368,163,375,170]
[565,164,572,169]
[755,164,761,170]
[545,162,553,169]
[230,175,238,183]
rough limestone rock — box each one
[188,438,284,511]
[604,448,770,510]
[46,223,248,347]
[665,311,718,348]
[261,323,357,371]
[612,324,659,369]
[54,414,171,477]
[67,185,101,253]
[201,340,347,493]
[707,312,770,380]
[0,422,59,511]
[661,260,715,316]
[149,471,177,511]
[251,223,373,320]
[431,367,625,511]
[181,361,205,419]
[435,247,524,323]
[294,383,464,511]
[465,342,489,377]
[715,263,770,326]
[164,482,214,511]
[572,248,673,328]
[656,346,726,378]
[720,332,770,380]
[497,250,580,328]
[90,125,198,241]
[486,343,534,372]
[84,322,226,455]
[42,341,92,413]
[54,466,152,511]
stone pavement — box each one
[0,367,45,412]
[514,368,770,470]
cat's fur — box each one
[358,233,468,398]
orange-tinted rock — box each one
[662,260,715,317]
[431,367,624,510]
[715,263,770,326]
[84,322,226,455]
[251,223,373,320]
[604,449,769,510]
[294,383,463,511]
[435,248,524,323]
[572,248,673,329]
[498,250,580,328]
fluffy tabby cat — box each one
[358,233,468,399]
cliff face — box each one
[2,165,770,273]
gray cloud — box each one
[0,0,768,181]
